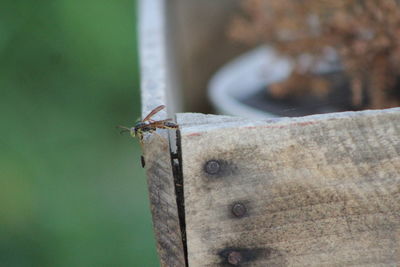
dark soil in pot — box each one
[240,72,366,117]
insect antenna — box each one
[116,125,131,135]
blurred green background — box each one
[0,0,159,266]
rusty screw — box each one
[232,203,247,218]
[205,160,220,175]
[228,251,242,265]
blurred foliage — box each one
[0,0,159,266]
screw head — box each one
[205,160,220,175]
[228,251,242,265]
[232,203,247,218]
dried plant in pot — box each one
[209,0,400,118]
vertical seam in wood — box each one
[170,127,188,266]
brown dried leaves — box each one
[229,0,400,109]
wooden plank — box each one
[178,108,400,266]
[139,0,169,118]
[139,0,185,266]
[141,134,185,267]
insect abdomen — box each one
[164,122,179,128]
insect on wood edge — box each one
[117,105,179,142]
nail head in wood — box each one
[231,203,247,218]
[205,160,220,175]
[228,251,242,265]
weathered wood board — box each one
[141,134,185,267]
[178,108,400,266]
[139,0,185,266]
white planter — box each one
[208,46,342,119]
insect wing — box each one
[142,105,165,122]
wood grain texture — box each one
[142,134,185,267]
[139,0,185,266]
[178,108,400,266]
[139,0,169,119]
